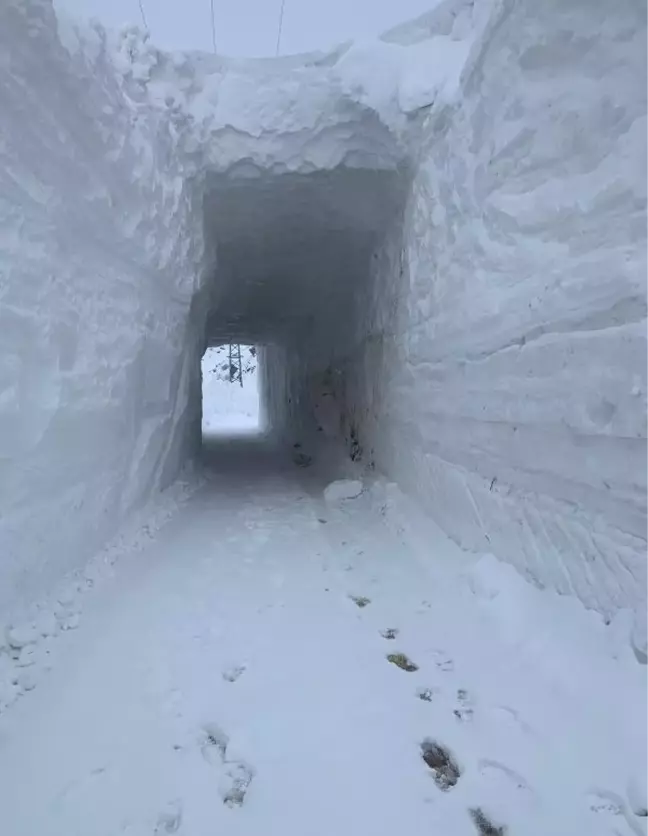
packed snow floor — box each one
[0,437,645,836]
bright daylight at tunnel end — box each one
[0,0,646,834]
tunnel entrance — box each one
[200,166,409,452]
[201,344,260,438]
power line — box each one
[137,0,149,31]
[210,0,217,52]
[275,0,285,56]
[229,344,243,387]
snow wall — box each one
[1,0,645,628]
[0,0,209,615]
[344,0,648,619]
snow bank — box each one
[1,0,645,633]
[0,2,207,616]
[343,0,647,623]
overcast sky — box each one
[54,0,435,57]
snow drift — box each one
[0,0,645,631]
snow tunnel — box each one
[201,166,408,445]
[0,0,646,647]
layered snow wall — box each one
[343,0,648,620]
[0,0,209,615]
[1,0,645,628]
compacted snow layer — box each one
[0,442,644,836]
[0,1,208,616]
[345,0,648,625]
[0,0,645,637]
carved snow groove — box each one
[407,314,646,368]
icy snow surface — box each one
[0,441,645,836]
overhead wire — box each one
[137,0,149,32]
[275,0,286,56]
[210,0,217,52]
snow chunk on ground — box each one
[324,479,364,502]
[398,37,471,113]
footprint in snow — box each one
[220,761,255,808]
[387,652,419,672]
[201,723,229,765]
[155,800,183,833]
[490,704,533,736]
[200,723,255,808]
[586,788,646,836]
[453,689,474,723]
[478,759,531,794]
[222,664,246,682]
[473,760,532,831]
[468,806,507,835]
[416,687,435,702]
[420,739,461,791]
[430,649,454,672]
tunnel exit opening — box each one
[200,165,409,459]
[201,344,261,438]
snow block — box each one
[324,480,364,503]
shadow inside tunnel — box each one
[198,429,361,496]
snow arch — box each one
[0,0,645,632]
